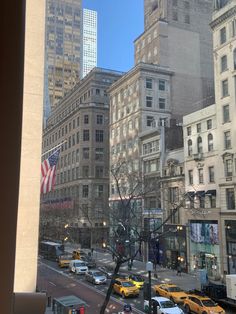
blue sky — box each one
[83,0,144,73]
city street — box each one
[37,248,236,314]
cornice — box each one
[210,6,236,30]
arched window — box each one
[188,139,193,156]
[197,137,203,153]
[208,133,213,152]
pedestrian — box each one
[91,247,94,256]
[177,264,182,276]
[112,252,115,261]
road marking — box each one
[49,281,56,286]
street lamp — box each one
[146,261,153,314]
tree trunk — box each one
[99,260,122,314]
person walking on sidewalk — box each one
[177,264,182,276]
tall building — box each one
[41,68,123,248]
[45,0,82,112]
[183,0,236,278]
[136,0,215,121]
[82,9,97,78]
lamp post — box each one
[146,261,153,314]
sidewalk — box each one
[65,244,199,291]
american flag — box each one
[41,149,60,194]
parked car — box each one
[144,296,184,314]
[98,265,114,279]
[153,284,188,304]
[113,278,139,298]
[85,270,107,285]
[183,294,225,314]
[58,253,72,268]
[80,255,96,268]
[69,259,88,275]
[128,274,145,289]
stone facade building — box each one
[41,68,123,248]
[137,0,215,121]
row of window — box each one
[146,96,167,109]
[187,129,231,156]
[111,102,138,123]
[187,119,212,136]
[110,119,139,138]
[188,166,215,185]
[147,116,168,127]
[44,114,104,147]
[56,165,105,184]
[111,140,138,155]
[146,78,167,91]
[220,19,236,45]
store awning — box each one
[205,190,216,196]
[195,190,205,197]
[186,191,195,198]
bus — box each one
[39,240,64,261]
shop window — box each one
[226,188,235,210]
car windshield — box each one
[93,272,103,276]
[75,262,86,267]
[132,275,143,282]
[201,299,217,307]
[122,282,135,287]
[168,286,183,292]
[160,301,176,308]
[59,254,71,259]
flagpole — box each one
[41,140,67,158]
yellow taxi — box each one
[128,274,145,289]
[184,294,225,314]
[153,283,188,304]
[58,253,72,268]
[113,278,140,298]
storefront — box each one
[225,220,236,274]
[160,224,187,271]
[189,220,220,279]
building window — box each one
[188,170,193,185]
[146,78,152,89]
[146,96,153,107]
[224,131,231,149]
[209,166,215,183]
[208,133,214,152]
[196,123,201,133]
[97,114,104,124]
[222,79,229,97]
[95,166,104,178]
[77,116,80,126]
[96,130,104,142]
[82,185,89,198]
[96,185,104,197]
[221,55,228,72]
[147,116,154,127]
[96,88,100,95]
[95,148,104,161]
[197,136,203,153]
[76,149,79,162]
[207,119,212,130]
[184,14,190,24]
[226,188,235,210]
[223,104,230,123]
[187,126,191,136]
[198,168,204,184]
[82,166,89,178]
[159,98,166,109]
[220,26,226,44]
[169,187,179,203]
[184,1,190,9]
[159,79,166,91]
[84,115,89,124]
[225,159,233,177]
[83,129,89,141]
[76,131,80,144]
[83,147,89,159]
[232,20,236,37]
[188,139,193,156]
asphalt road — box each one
[37,260,144,313]
[37,258,235,314]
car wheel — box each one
[122,292,126,299]
[185,304,190,313]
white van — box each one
[69,259,88,275]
